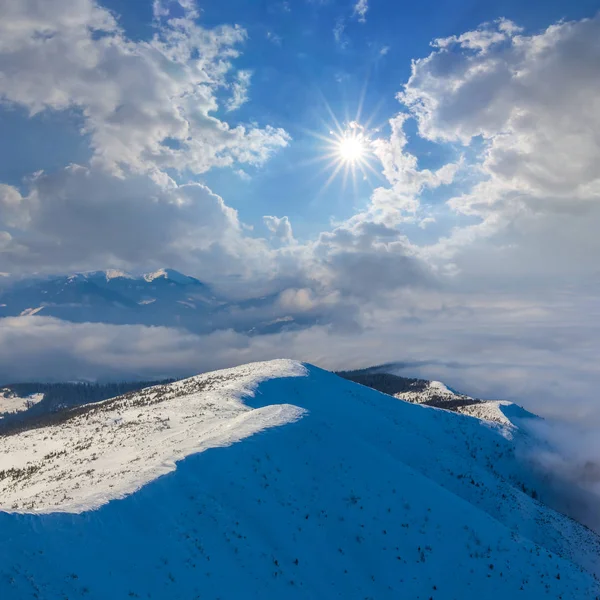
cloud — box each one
[3,283,600,427]
[226,70,252,112]
[313,219,433,297]
[369,113,462,220]
[353,0,368,23]
[0,0,289,176]
[388,15,600,285]
[152,0,199,20]
[333,18,347,47]
[263,215,295,244]
[0,165,273,281]
[266,31,283,46]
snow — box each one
[0,361,599,599]
[457,400,518,426]
[143,268,199,284]
[103,269,134,281]
[394,379,467,404]
[143,268,169,282]
[0,360,306,513]
[0,391,44,419]
[428,380,457,395]
[391,377,531,426]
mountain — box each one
[0,269,306,335]
[0,268,217,327]
[338,366,523,425]
[0,380,176,426]
[0,388,44,418]
[1,361,599,599]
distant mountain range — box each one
[0,269,307,334]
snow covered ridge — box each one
[0,390,44,419]
[0,360,307,513]
[337,368,523,425]
[394,380,524,425]
[1,361,600,598]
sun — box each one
[338,133,366,163]
[302,108,381,195]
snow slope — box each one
[1,361,599,599]
[0,360,306,512]
[338,367,526,425]
[395,378,472,402]
[0,390,43,419]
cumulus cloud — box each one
[263,215,295,244]
[374,14,600,289]
[0,0,289,176]
[370,113,462,220]
[0,0,296,283]
[312,219,433,297]
[0,165,276,281]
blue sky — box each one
[1,0,600,425]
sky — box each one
[1,0,600,426]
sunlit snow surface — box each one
[0,391,44,419]
[1,361,599,599]
[0,360,306,512]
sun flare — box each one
[338,134,366,163]
[305,112,380,194]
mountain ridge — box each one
[0,268,307,335]
[0,360,599,598]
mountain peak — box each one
[72,270,135,282]
[103,269,135,281]
[142,268,200,285]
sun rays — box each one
[338,127,367,163]
[305,117,381,198]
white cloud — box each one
[353,0,368,23]
[3,284,600,428]
[333,18,347,46]
[312,219,432,297]
[153,0,199,20]
[370,113,462,220]
[266,31,282,45]
[0,0,289,176]
[0,165,276,281]
[263,215,295,244]
[390,15,600,282]
[226,70,252,112]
